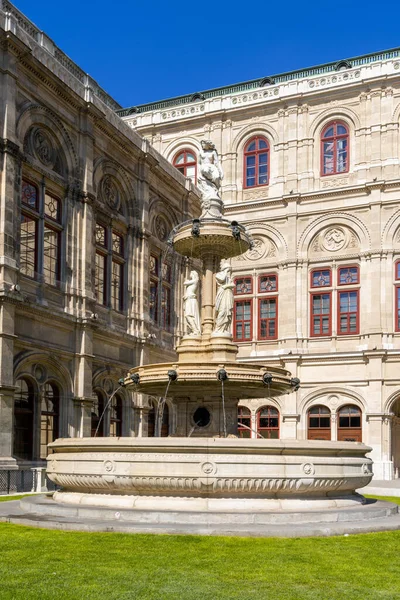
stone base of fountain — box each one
[45,437,374,515]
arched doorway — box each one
[238,406,251,438]
[110,394,123,437]
[337,404,362,442]
[391,398,400,478]
[13,378,35,460]
[148,400,169,437]
[257,406,279,439]
[91,391,105,437]
[307,405,331,440]
[40,382,60,459]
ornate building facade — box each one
[2,0,400,481]
[119,50,400,479]
[0,2,199,469]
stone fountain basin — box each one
[124,362,293,398]
[47,438,373,512]
[172,219,252,259]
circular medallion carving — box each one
[101,176,120,210]
[322,227,347,252]
[33,129,55,167]
[201,461,217,475]
[154,215,169,242]
[104,460,115,473]
[103,379,114,395]
[302,462,315,476]
[244,238,266,261]
[33,365,47,383]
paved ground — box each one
[357,479,400,497]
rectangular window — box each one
[258,297,277,340]
[338,290,359,335]
[95,252,106,305]
[161,284,171,328]
[150,280,158,321]
[234,300,252,341]
[396,261,400,281]
[338,266,359,285]
[397,287,400,332]
[311,269,331,288]
[111,259,123,311]
[22,180,38,210]
[20,214,37,278]
[43,225,60,286]
[311,293,331,336]
[235,276,252,295]
[323,142,334,175]
[259,274,277,293]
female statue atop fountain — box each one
[183,270,201,336]
[198,140,224,218]
[214,261,234,335]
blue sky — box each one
[12,0,400,108]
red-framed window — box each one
[337,404,362,442]
[234,276,252,295]
[310,268,331,288]
[258,297,278,340]
[338,290,359,335]
[238,406,251,438]
[395,260,400,281]
[321,121,349,176]
[234,299,252,341]
[244,136,269,188]
[173,149,197,183]
[310,292,331,336]
[257,406,279,439]
[308,405,331,440]
[259,274,278,293]
[396,286,400,332]
[20,179,62,285]
[338,265,359,285]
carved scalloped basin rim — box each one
[124,361,293,397]
[47,438,373,502]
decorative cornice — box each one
[118,47,400,116]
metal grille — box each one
[0,470,34,495]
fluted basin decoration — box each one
[47,437,373,511]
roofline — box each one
[117,47,400,117]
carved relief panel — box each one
[309,226,359,257]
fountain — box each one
[36,140,385,534]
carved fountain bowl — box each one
[172,220,252,260]
[47,438,373,511]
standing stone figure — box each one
[198,140,224,218]
[183,270,201,336]
[214,261,234,335]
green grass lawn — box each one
[0,496,399,600]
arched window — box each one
[91,391,105,437]
[257,406,279,439]
[148,402,155,437]
[244,136,269,188]
[40,382,60,459]
[110,394,123,437]
[337,404,362,442]
[307,405,331,440]
[160,403,169,437]
[13,378,35,460]
[173,149,197,183]
[20,179,63,285]
[238,406,251,438]
[321,121,349,176]
[147,401,169,437]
